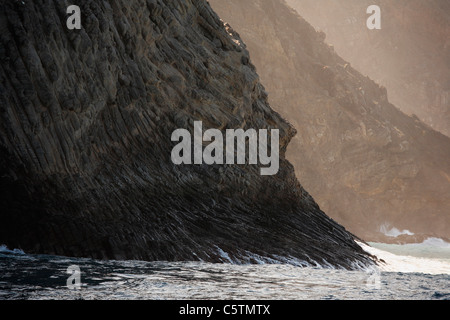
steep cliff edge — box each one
[210,0,450,242]
[0,0,373,268]
[287,0,450,137]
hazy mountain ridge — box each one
[287,0,450,137]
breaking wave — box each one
[379,223,414,237]
[0,245,25,255]
[359,239,450,275]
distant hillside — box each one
[287,0,450,137]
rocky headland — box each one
[0,0,374,268]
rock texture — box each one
[210,0,450,242]
[287,0,450,137]
[0,0,374,268]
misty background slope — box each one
[287,0,450,137]
[210,0,450,242]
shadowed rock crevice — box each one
[0,0,374,268]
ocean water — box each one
[0,240,449,300]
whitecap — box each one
[0,244,25,255]
[379,223,414,237]
[357,241,450,275]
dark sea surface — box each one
[0,240,449,300]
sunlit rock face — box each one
[210,0,450,243]
[287,0,450,138]
[0,0,374,268]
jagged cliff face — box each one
[286,0,450,137]
[0,0,373,267]
[210,0,450,242]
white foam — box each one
[0,244,25,255]
[422,237,450,248]
[379,223,414,237]
[214,247,319,268]
[358,241,450,275]
[214,246,234,263]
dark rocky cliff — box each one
[210,0,450,242]
[0,0,373,268]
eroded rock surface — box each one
[0,0,373,268]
